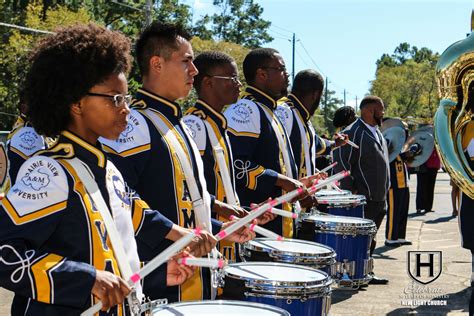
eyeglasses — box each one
[261,66,287,73]
[208,75,241,84]
[86,92,133,107]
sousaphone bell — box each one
[381,118,406,163]
[402,128,435,168]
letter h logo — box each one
[408,251,442,285]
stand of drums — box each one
[151,189,376,315]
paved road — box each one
[331,171,471,315]
[0,171,470,315]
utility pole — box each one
[292,33,296,81]
[145,0,152,27]
[344,89,346,106]
[325,77,328,108]
[355,95,358,112]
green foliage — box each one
[311,89,343,136]
[371,43,439,121]
[194,0,273,48]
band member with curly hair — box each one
[0,23,194,315]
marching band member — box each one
[0,23,194,315]
[101,22,254,303]
[333,95,390,285]
[183,51,275,261]
[333,105,357,132]
[275,70,347,191]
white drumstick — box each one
[81,228,201,316]
[269,207,298,219]
[215,187,306,241]
[178,257,225,269]
[315,162,337,174]
[230,215,283,241]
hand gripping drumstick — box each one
[215,171,350,242]
[334,133,359,149]
[215,187,306,241]
[230,215,283,241]
[81,229,202,316]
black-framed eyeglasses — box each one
[208,75,241,84]
[86,92,133,107]
[261,66,287,73]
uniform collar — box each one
[244,86,277,110]
[194,99,227,129]
[135,88,183,119]
[61,130,107,168]
[288,94,311,121]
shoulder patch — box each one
[182,115,207,152]
[100,109,151,157]
[224,99,260,137]
[275,104,294,133]
[3,156,68,225]
[9,126,46,159]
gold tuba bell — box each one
[434,10,474,198]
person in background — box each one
[333,105,357,131]
[416,138,440,214]
[333,95,390,285]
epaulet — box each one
[100,109,151,157]
[2,155,68,225]
[224,98,260,137]
[277,96,290,105]
[131,98,147,110]
[185,107,207,120]
[8,126,47,160]
[35,141,75,160]
[182,114,207,152]
[274,104,294,133]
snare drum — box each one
[240,238,336,277]
[220,262,331,316]
[315,190,366,218]
[151,300,290,315]
[298,214,376,287]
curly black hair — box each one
[193,51,235,94]
[135,21,191,77]
[25,23,131,137]
[291,69,324,97]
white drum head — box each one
[224,262,327,283]
[152,300,289,315]
[247,238,333,256]
[307,214,372,225]
[315,189,351,197]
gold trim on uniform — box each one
[31,253,64,304]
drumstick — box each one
[178,257,225,269]
[81,228,201,316]
[315,162,337,174]
[230,215,283,241]
[309,171,351,194]
[335,133,359,149]
[269,207,298,219]
[215,187,306,241]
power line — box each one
[297,40,326,77]
[271,23,294,34]
[268,27,292,39]
[0,22,53,35]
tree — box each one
[0,2,92,130]
[194,0,273,48]
[371,43,439,120]
[311,89,344,136]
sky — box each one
[185,0,472,108]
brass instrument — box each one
[381,118,407,162]
[402,128,435,168]
[434,11,474,198]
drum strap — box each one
[292,108,313,177]
[261,106,295,179]
[203,120,239,206]
[141,108,212,232]
[67,158,137,313]
[141,109,218,299]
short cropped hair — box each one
[359,95,383,109]
[243,48,279,84]
[193,51,235,94]
[135,21,191,76]
[333,106,356,128]
[291,69,324,96]
[25,23,131,137]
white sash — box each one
[67,158,137,312]
[203,120,239,206]
[292,108,312,177]
[141,109,212,232]
[261,106,295,179]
